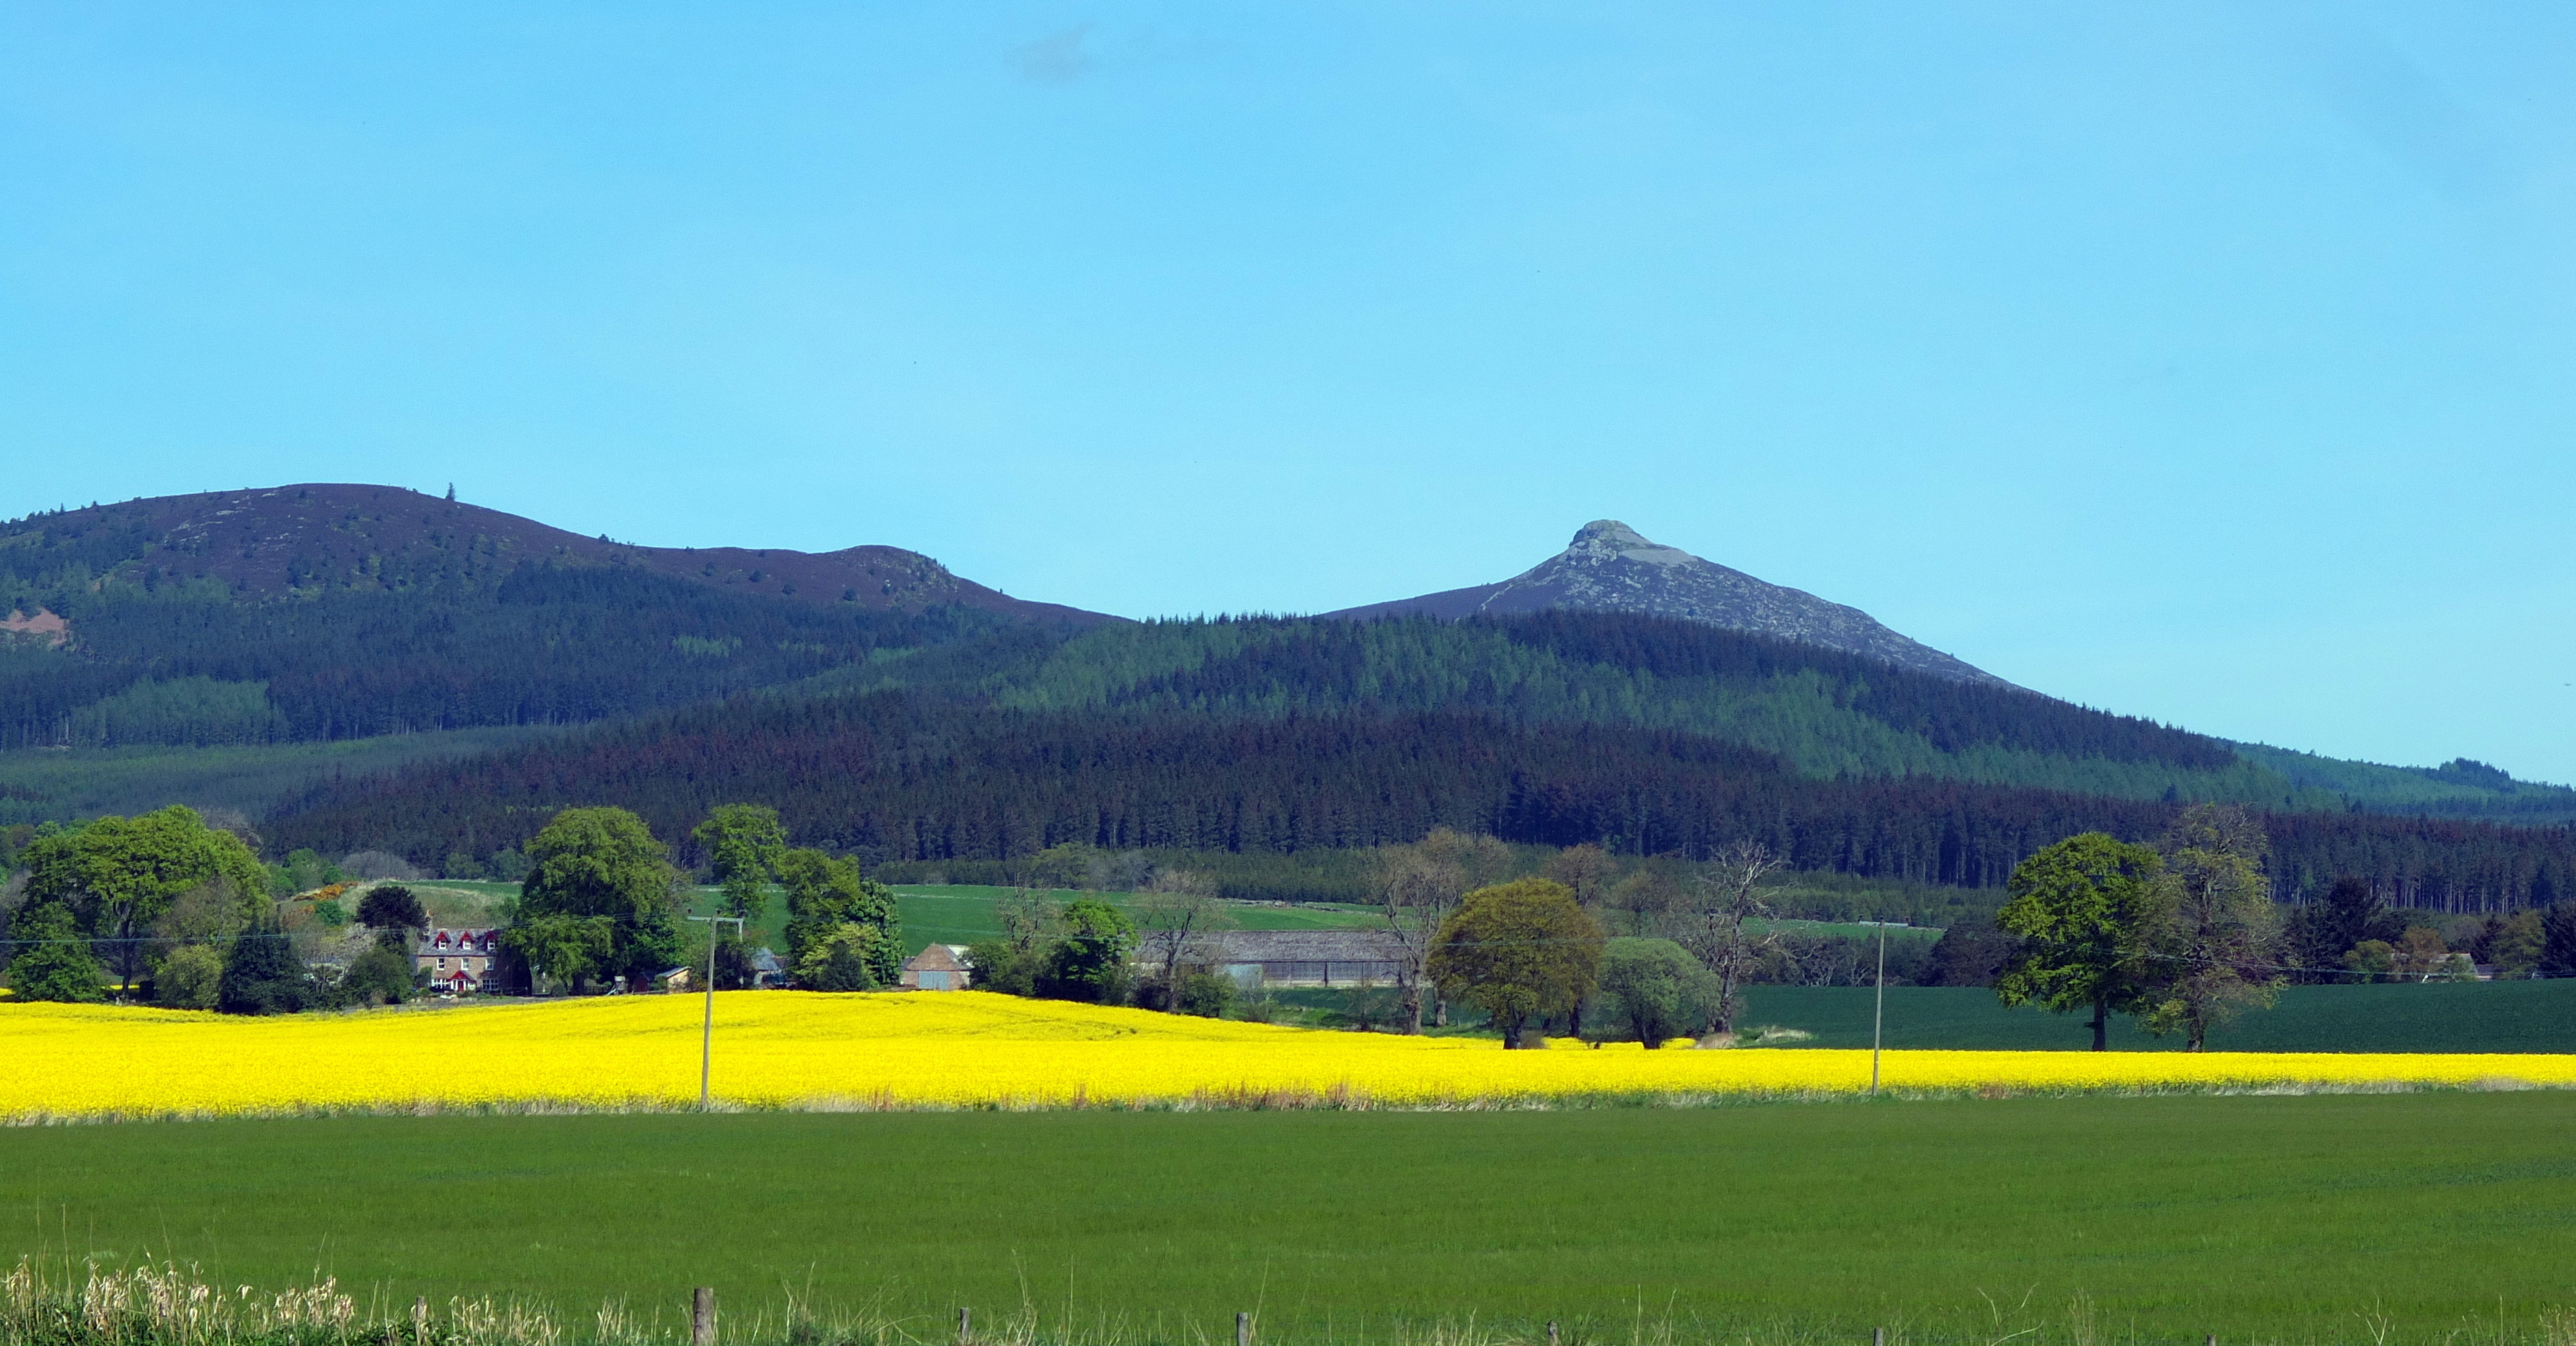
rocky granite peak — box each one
[1323,520,2008,686]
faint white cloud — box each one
[2310,27,2506,201]
[1014,25,1095,85]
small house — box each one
[901,944,973,990]
[415,927,502,995]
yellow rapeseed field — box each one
[5,991,2571,1119]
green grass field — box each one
[0,730,563,826]
[1741,980,2576,1053]
[5,1096,2573,1341]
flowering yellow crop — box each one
[3,992,2570,1120]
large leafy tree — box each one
[2140,804,2282,1051]
[692,804,788,920]
[19,806,266,994]
[1994,833,2161,1051]
[776,847,901,986]
[507,807,683,992]
[1426,877,1605,1049]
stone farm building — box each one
[901,943,973,990]
[1137,929,1410,988]
[417,927,501,994]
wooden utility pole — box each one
[1870,919,1888,1095]
[685,914,745,1109]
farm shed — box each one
[901,943,973,990]
[1141,929,1410,988]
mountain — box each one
[1324,520,2006,686]
[0,484,1110,626]
[0,485,1113,751]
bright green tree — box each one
[507,807,683,992]
[1038,897,1135,1004]
[19,805,266,994]
[692,804,788,919]
[1595,936,1722,1047]
[1993,833,2161,1051]
[777,848,902,987]
[794,923,893,992]
[1426,878,1605,1049]
[5,903,105,1003]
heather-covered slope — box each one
[0,486,1112,749]
[1,484,1110,624]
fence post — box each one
[1238,1311,1252,1346]
[692,1288,716,1346]
[1548,1322,1561,1346]
[958,1308,971,1345]
[1874,1330,1886,1346]
[412,1298,428,1346]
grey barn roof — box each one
[1137,928,1408,964]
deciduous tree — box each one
[2140,804,2281,1051]
[5,903,103,1003]
[1134,870,1231,1012]
[1426,878,1604,1049]
[1676,842,1782,1036]
[509,807,683,992]
[19,805,266,994]
[777,848,900,987]
[1595,937,1720,1047]
[1039,897,1135,1004]
[692,804,787,919]
[1993,833,2160,1050]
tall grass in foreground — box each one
[14,1261,2576,1346]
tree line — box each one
[268,688,2576,910]
[0,562,1007,748]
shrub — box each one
[154,944,225,1009]
[339,943,416,1007]
[963,939,1037,996]
[1037,899,1136,1004]
[793,923,888,991]
[4,903,104,1003]
[1173,970,1235,1018]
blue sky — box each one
[5,3,2573,780]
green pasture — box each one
[655,884,1382,957]
[1740,979,2576,1054]
[0,730,561,826]
[6,1096,2574,1341]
